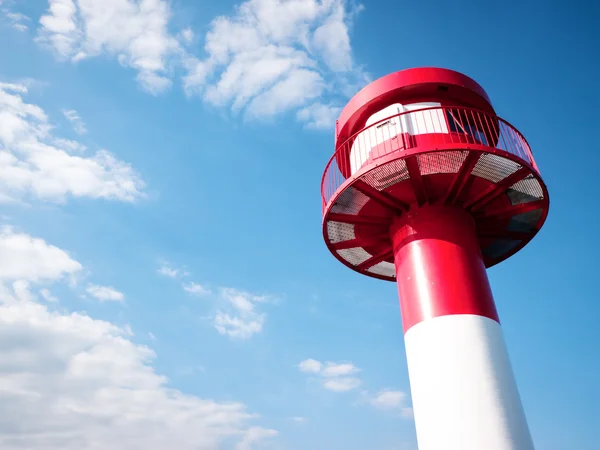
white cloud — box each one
[182,282,210,297]
[148,331,156,340]
[235,427,278,450]
[311,0,352,71]
[39,288,59,303]
[62,108,87,134]
[179,27,194,44]
[157,262,273,340]
[298,358,322,374]
[214,311,263,340]
[298,358,362,392]
[37,0,81,58]
[4,11,31,32]
[0,82,144,203]
[157,261,178,278]
[86,283,125,302]
[298,360,412,413]
[136,70,172,95]
[367,389,413,418]
[213,288,269,340]
[322,377,361,392]
[184,0,367,126]
[0,227,82,282]
[0,231,277,450]
[321,362,359,377]
[291,416,306,423]
[244,67,323,119]
[401,407,414,418]
[296,102,341,129]
[37,0,180,94]
[370,389,405,409]
[181,56,210,95]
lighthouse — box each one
[320,68,548,450]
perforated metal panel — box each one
[418,151,467,175]
[337,247,372,266]
[327,221,355,243]
[366,261,396,278]
[472,154,521,183]
[361,158,409,190]
[330,186,370,215]
[507,175,544,205]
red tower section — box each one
[322,67,548,281]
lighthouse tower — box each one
[321,68,548,450]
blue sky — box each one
[0,0,598,449]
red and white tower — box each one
[321,68,549,450]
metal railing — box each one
[322,106,537,209]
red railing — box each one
[322,106,537,209]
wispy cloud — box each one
[39,288,59,303]
[296,102,343,129]
[322,362,359,377]
[298,358,362,392]
[37,0,180,95]
[179,27,194,44]
[213,288,270,340]
[370,390,404,408]
[0,81,144,203]
[235,427,278,450]
[182,281,211,296]
[183,0,367,128]
[156,261,273,340]
[4,11,31,32]
[86,283,125,302]
[364,389,413,418]
[297,359,413,415]
[322,377,362,392]
[62,108,87,134]
[157,261,179,278]
[298,358,321,374]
